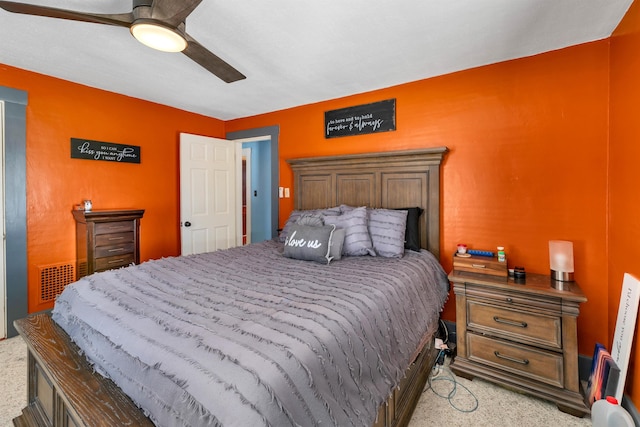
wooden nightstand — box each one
[449,270,589,417]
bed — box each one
[13,147,449,427]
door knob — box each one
[184,221,191,227]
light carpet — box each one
[0,336,591,427]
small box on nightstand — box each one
[453,253,508,278]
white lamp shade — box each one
[549,240,574,281]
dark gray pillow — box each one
[396,207,424,251]
[323,207,375,256]
[368,208,408,258]
[283,224,336,264]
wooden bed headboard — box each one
[286,148,448,260]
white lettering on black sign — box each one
[71,138,141,164]
[325,99,396,138]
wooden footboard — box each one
[13,314,436,427]
[374,341,438,427]
[13,314,154,427]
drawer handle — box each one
[505,297,513,303]
[108,248,126,253]
[494,351,529,365]
[493,316,527,328]
[108,259,125,264]
[108,237,126,241]
[471,264,486,269]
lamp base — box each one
[550,269,574,282]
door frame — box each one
[226,126,280,241]
[242,147,252,245]
[235,136,272,244]
[0,101,5,338]
[0,85,28,339]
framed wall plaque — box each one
[325,99,396,138]
[71,138,140,164]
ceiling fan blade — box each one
[0,1,133,27]
[183,33,245,83]
[151,0,202,26]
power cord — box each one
[424,350,479,413]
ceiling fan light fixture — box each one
[130,21,187,53]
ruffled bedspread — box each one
[52,240,449,427]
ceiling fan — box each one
[0,0,246,83]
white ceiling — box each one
[0,0,633,120]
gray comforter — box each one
[52,240,449,427]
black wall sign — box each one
[325,99,396,139]
[71,138,140,164]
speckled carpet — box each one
[1,336,27,427]
[0,336,592,427]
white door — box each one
[180,133,239,255]
[0,102,5,338]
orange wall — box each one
[1,21,629,402]
[0,64,226,313]
[227,41,610,355]
[610,0,640,402]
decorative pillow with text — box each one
[283,224,336,264]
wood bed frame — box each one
[13,147,448,427]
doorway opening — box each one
[227,126,280,245]
[240,137,272,244]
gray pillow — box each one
[296,213,324,227]
[339,204,355,213]
[323,207,375,256]
[368,208,408,258]
[329,228,346,260]
[280,207,340,242]
[283,224,336,264]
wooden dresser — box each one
[449,270,589,416]
[73,209,144,279]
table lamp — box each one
[549,240,574,282]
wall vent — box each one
[38,262,75,303]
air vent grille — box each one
[38,262,75,303]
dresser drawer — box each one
[95,242,135,258]
[467,333,563,388]
[95,253,135,271]
[95,232,134,247]
[467,300,561,349]
[95,221,135,235]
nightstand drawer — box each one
[466,284,562,314]
[467,333,563,388]
[95,232,134,247]
[95,253,135,271]
[467,300,562,349]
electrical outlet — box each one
[284,188,290,198]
